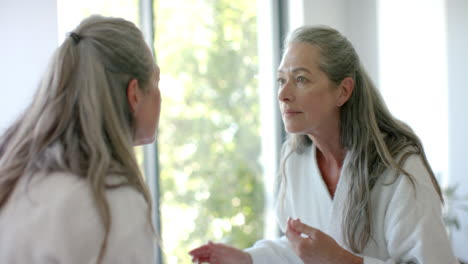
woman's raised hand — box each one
[285,217,363,264]
[189,241,253,264]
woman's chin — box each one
[284,126,304,134]
[133,135,155,146]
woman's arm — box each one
[189,236,303,264]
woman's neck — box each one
[308,127,346,198]
[308,126,345,168]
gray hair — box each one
[279,25,442,253]
[0,15,156,262]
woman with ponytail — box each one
[0,15,161,263]
[190,25,457,264]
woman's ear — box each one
[337,77,354,107]
[127,78,140,113]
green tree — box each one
[154,0,263,263]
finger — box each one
[191,255,211,262]
[192,256,210,263]
[286,217,300,234]
[191,253,211,263]
[210,254,218,264]
[287,217,301,235]
[191,250,211,259]
[189,245,206,255]
[189,244,212,256]
[285,217,303,246]
[291,218,317,237]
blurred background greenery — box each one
[154,0,263,263]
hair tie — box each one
[68,32,82,44]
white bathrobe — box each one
[0,172,155,264]
[245,144,458,264]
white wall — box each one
[289,0,346,33]
[447,0,468,261]
[378,0,449,185]
[287,0,379,86]
[0,0,58,133]
[345,0,379,85]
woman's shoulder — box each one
[0,172,152,263]
[0,171,152,262]
[14,171,146,209]
[6,171,149,235]
[49,171,149,220]
[376,153,441,204]
[393,153,437,188]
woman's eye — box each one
[297,76,307,83]
[277,78,286,85]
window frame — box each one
[139,0,287,262]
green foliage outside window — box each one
[154,0,263,263]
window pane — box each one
[154,0,263,263]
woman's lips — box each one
[283,110,302,117]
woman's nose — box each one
[278,81,294,102]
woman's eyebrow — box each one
[277,67,312,74]
[291,67,312,74]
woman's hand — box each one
[188,241,253,264]
[285,218,363,264]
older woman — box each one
[0,15,160,263]
[189,25,457,264]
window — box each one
[153,0,264,262]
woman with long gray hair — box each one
[190,25,457,263]
[0,15,161,263]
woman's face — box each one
[133,65,161,145]
[277,42,342,136]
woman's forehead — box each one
[278,42,321,73]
